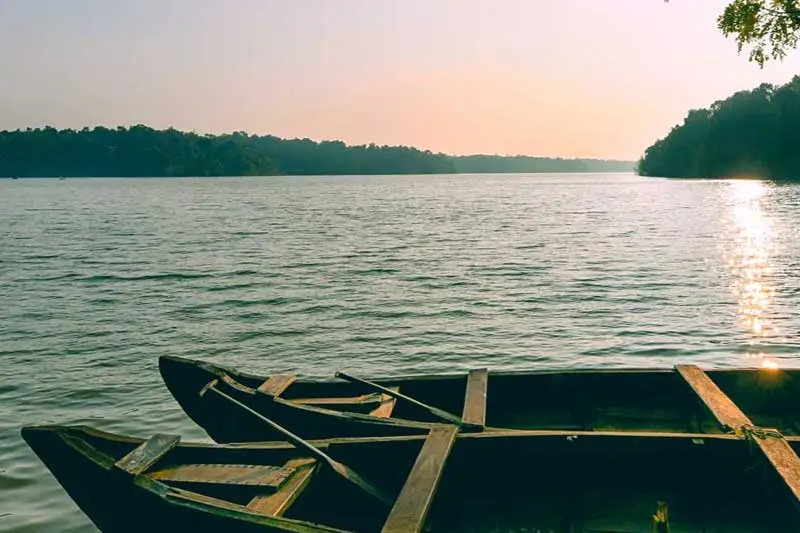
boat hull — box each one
[159,355,800,443]
[23,424,800,532]
[159,355,434,442]
[21,425,414,533]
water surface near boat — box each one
[3,173,800,531]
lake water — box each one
[2,173,800,531]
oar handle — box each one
[206,383,392,505]
[207,384,334,465]
[335,371,471,428]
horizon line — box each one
[1,124,637,163]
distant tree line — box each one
[452,155,633,174]
[0,126,453,177]
[0,126,632,178]
[638,76,800,180]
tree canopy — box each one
[717,0,800,66]
[0,126,457,177]
[0,126,632,178]
[452,155,633,174]
[638,76,800,179]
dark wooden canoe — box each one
[159,355,800,442]
[22,423,800,532]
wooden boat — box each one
[22,419,800,533]
[159,354,800,443]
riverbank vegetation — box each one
[638,76,800,180]
[0,126,633,178]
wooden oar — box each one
[335,371,478,429]
[205,382,392,506]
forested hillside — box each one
[0,126,632,177]
[638,76,800,180]
[453,155,632,173]
[0,127,455,177]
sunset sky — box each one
[2,0,799,160]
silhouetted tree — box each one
[718,0,800,66]
[0,127,454,177]
[638,76,800,179]
[0,126,633,177]
[452,155,632,174]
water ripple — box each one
[1,174,800,531]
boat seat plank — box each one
[370,387,400,418]
[675,365,752,430]
[257,375,296,397]
[381,426,458,533]
[369,394,397,418]
[115,433,180,476]
[677,365,800,507]
[754,433,800,504]
[148,463,296,489]
[462,368,488,426]
[290,393,384,406]
[246,458,317,516]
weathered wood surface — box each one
[369,394,397,418]
[114,433,180,475]
[257,375,297,397]
[246,459,317,516]
[290,393,384,406]
[208,383,391,505]
[675,365,753,430]
[148,463,295,488]
[677,365,800,507]
[381,426,458,533]
[754,433,800,504]
[369,387,400,418]
[166,487,344,533]
[336,372,465,426]
[462,368,488,426]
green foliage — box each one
[638,76,800,179]
[0,126,633,178]
[718,0,800,66]
[452,155,633,174]
[0,126,455,177]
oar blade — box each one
[206,383,392,506]
[331,462,393,506]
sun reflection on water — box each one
[724,180,780,368]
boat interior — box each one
[23,425,800,533]
[425,432,799,533]
[180,356,800,436]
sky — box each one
[1,0,799,160]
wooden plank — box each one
[247,459,317,516]
[336,372,467,427]
[369,386,400,418]
[166,486,346,533]
[677,365,800,508]
[462,368,488,426]
[381,426,458,533]
[370,394,397,418]
[290,393,384,406]
[753,434,800,504]
[675,365,752,430]
[208,382,392,505]
[257,374,296,397]
[222,428,750,451]
[148,463,295,488]
[115,433,180,476]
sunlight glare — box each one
[723,181,782,365]
[761,359,780,370]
